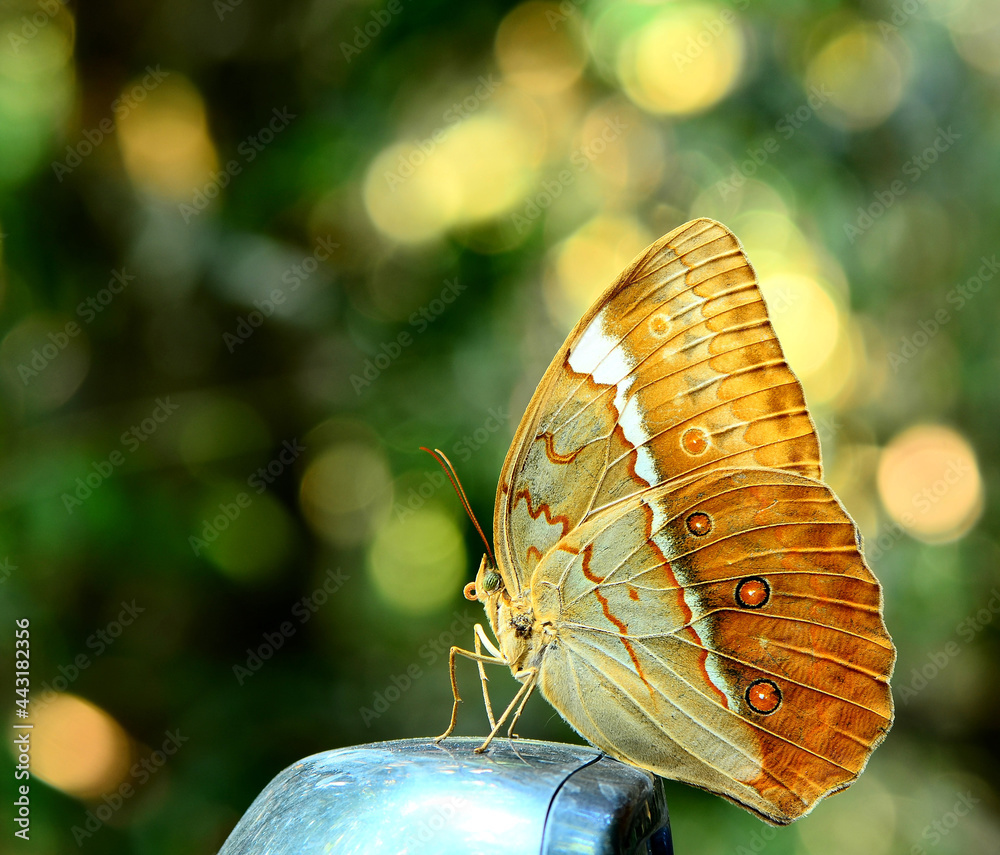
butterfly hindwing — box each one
[495,219,821,592]
[529,467,894,824]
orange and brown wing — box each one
[495,219,820,592]
[530,468,894,825]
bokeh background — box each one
[1,0,998,852]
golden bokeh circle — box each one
[28,694,131,799]
[617,4,745,115]
[805,25,906,131]
[877,424,982,544]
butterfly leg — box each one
[504,667,538,740]
[473,624,503,730]
[474,667,538,754]
[434,641,507,743]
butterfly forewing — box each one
[529,467,894,824]
[495,219,821,592]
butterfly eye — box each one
[482,570,502,592]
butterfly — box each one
[432,218,894,825]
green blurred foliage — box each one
[0,0,998,852]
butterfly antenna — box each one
[419,447,495,569]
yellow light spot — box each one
[27,694,131,799]
[194,484,293,582]
[546,214,653,327]
[759,272,842,380]
[0,314,89,411]
[496,1,588,94]
[367,507,466,614]
[364,99,539,244]
[116,75,219,200]
[806,25,907,131]
[0,3,74,183]
[438,112,536,222]
[300,442,391,547]
[877,425,982,544]
[363,141,462,243]
[178,397,270,468]
[617,4,745,115]
[581,101,666,200]
[947,0,1000,76]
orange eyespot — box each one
[681,428,709,455]
[649,314,670,335]
[746,679,782,714]
[736,577,770,609]
[686,512,712,537]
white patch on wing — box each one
[568,308,614,375]
[646,499,731,711]
[643,495,669,541]
[703,651,734,711]
[620,396,657,485]
[569,308,658,487]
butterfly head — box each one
[464,554,505,602]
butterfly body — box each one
[447,219,894,826]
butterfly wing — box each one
[529,467,894,825]
[495,219,821,593]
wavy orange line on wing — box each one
[641,500,729,709]
[540,431,583,464]
[591,585,654,700]
[515,488,572,537]
[580,543,604,584]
